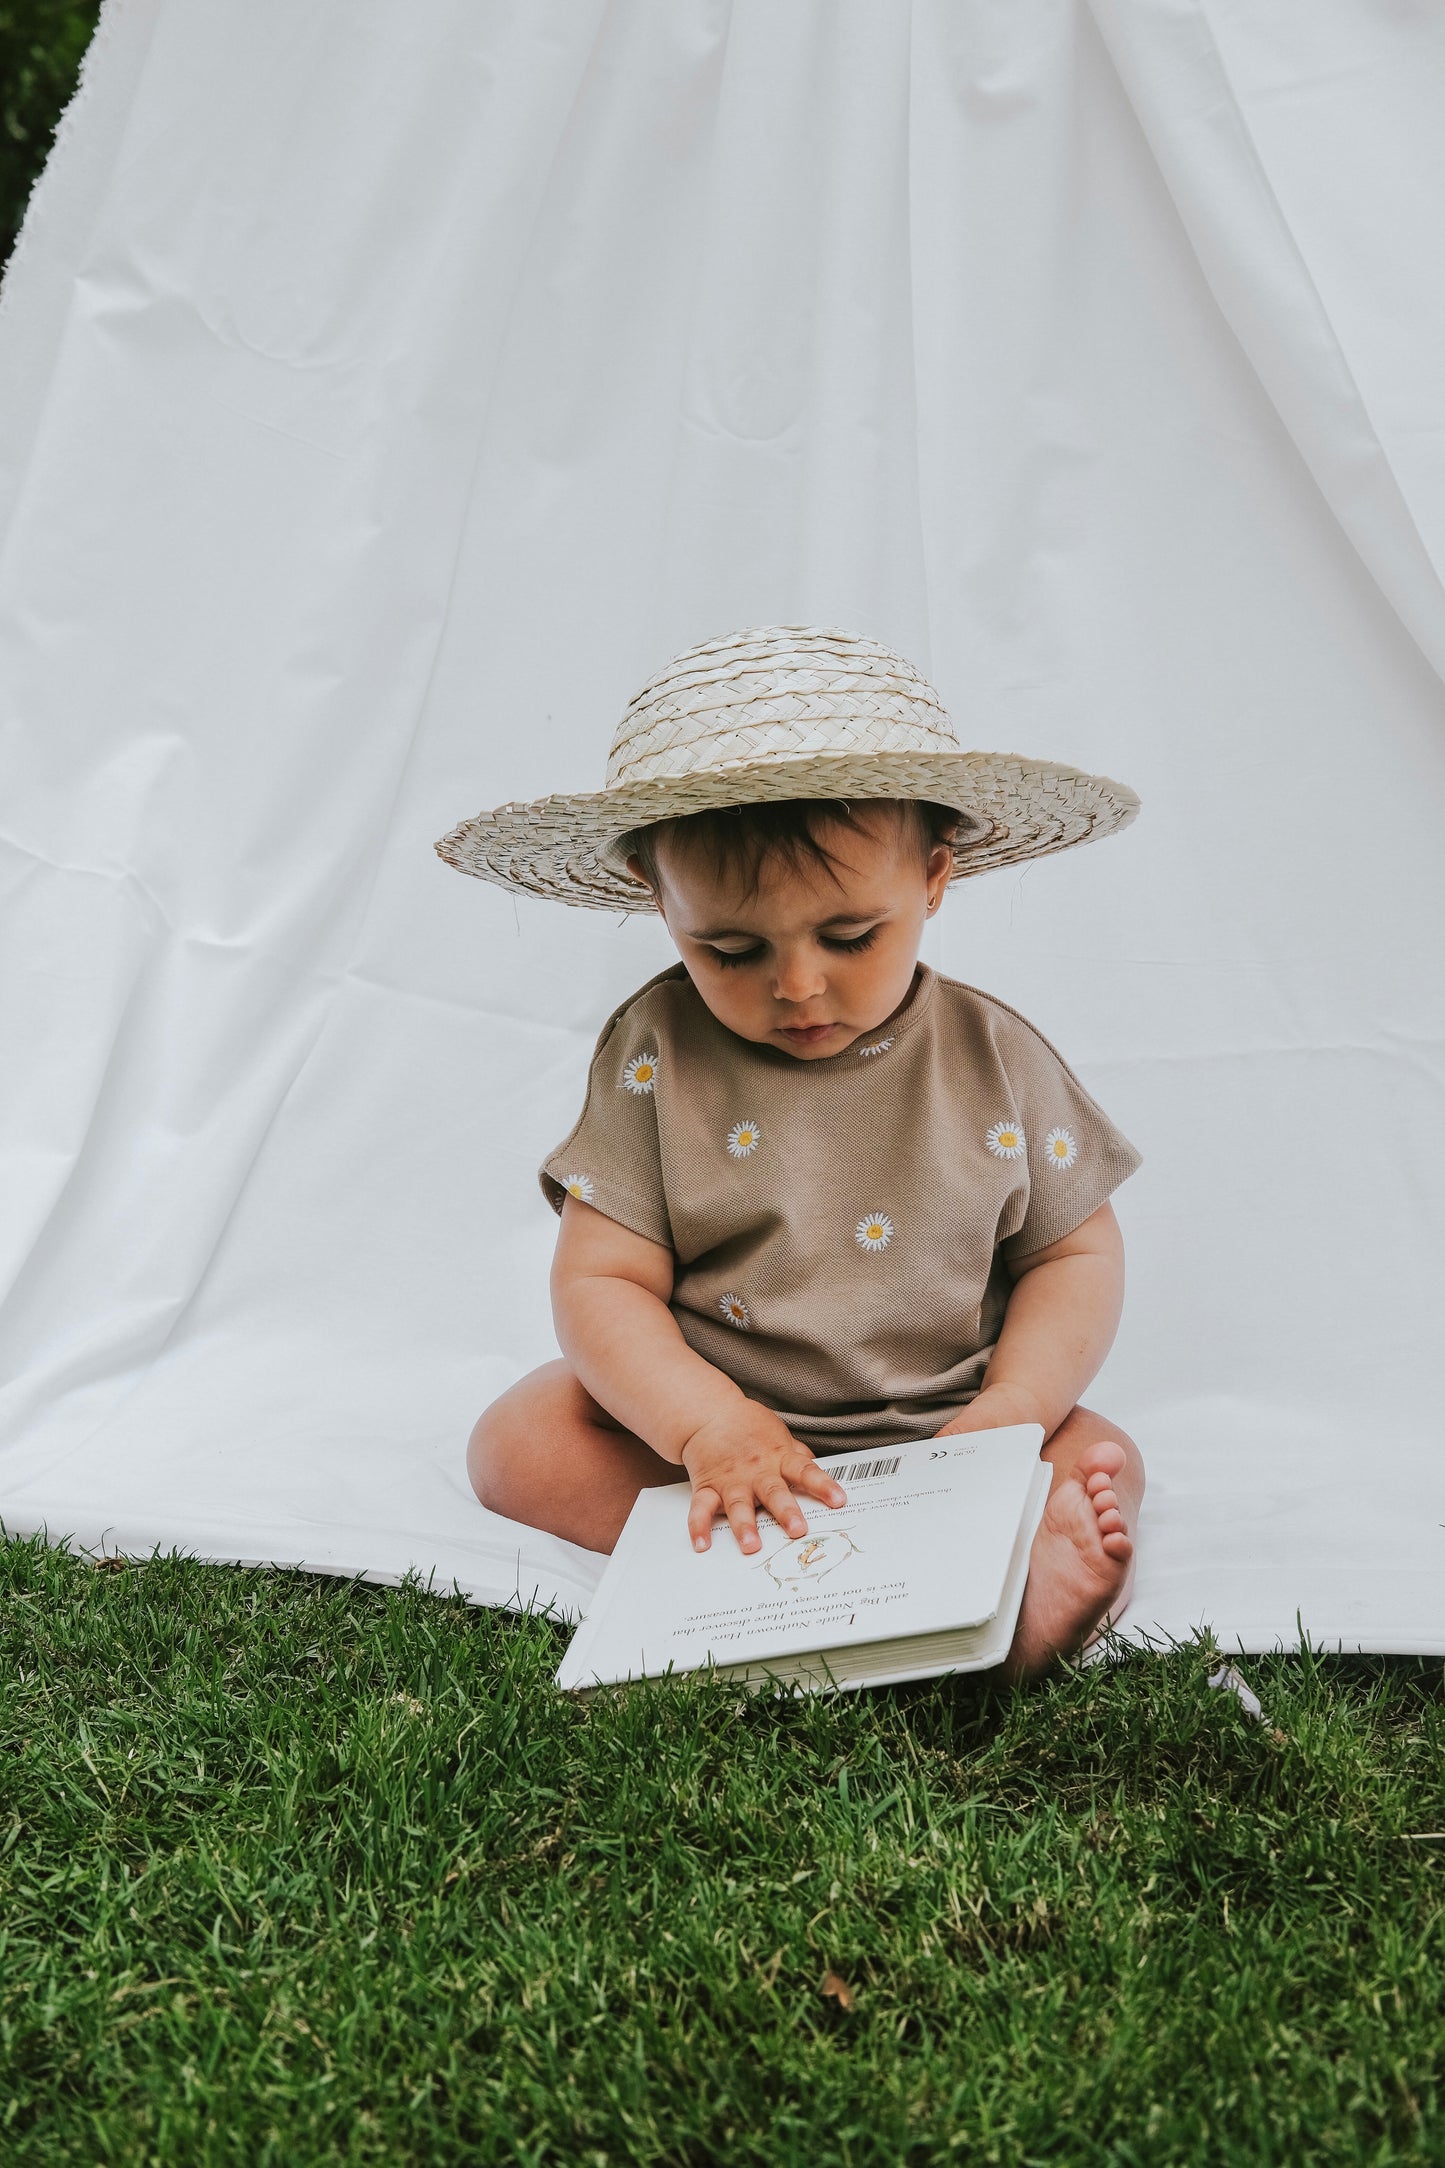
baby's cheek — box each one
[689,969,764,1041]
[857,938,924,1021]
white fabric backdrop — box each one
[2,0,1443,1652]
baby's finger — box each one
[760,1479,808,1541]
[687,1485,721,1552]
[793,1457,847,1507]
[721,1489,762,1555]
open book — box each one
[555,1423,1049,1695]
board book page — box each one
[556,1424,1048,1694]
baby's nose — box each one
[771,951,827,1003]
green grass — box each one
[1,1,102,265]
[2,1536,1443,2164]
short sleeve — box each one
[538,1001,672,1250]
[993,1011,1142,1263]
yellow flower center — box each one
[1001,1133,1017,1149]
[635,1064,652,1082]
[1053,1140,1068,1157]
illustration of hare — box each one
[758,1526,862,1592]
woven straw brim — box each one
[435,750,1139,911]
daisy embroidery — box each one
[858,1036,894,1059]
[856,1213,894,1253]
[1043,1126,1078,1171]
[622,1051,659,1095]
[985,1119,1027,1161]
[561,1172,595,1203]
[719,1291,752,1330]
[726,1119,761,1159]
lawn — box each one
[0,1,102,265]
[2,1536,1442,2164]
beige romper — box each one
[540,964,1141,1452]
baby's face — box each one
[637,806,954,1060]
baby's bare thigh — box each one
[469,1361,616,1482]
[467,1360,679,1549]
[474,1359,622,1441]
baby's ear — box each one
[623,853,655,892]
[924,840,955,912]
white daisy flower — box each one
[985,1119,1027,1161]
[858,1036,894,1059]
[726,1119,762,1159]
[622,1051,659,1095]
[855,1213,894,1253]
[561,1172,595,1203]
[1043,1126,1078,1171]
[719,1291,752,1330]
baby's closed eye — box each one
[821,927,880,954]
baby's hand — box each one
[680,1404,846,1555]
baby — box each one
[438,627,1145,1675]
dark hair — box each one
[625,797,961,901]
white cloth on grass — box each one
[2,0,1444,1655]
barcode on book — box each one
[821,1454,902,1482]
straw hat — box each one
[435,625,1138,911]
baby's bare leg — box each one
[1004,1405,1145,1681]
[468,1359,683,1554]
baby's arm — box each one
[937,1201,1125,1441]
[551,1196,844,1552]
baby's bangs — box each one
[627,799,959,900]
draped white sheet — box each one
[3,0,1443,1653]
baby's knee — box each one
[466,1393,533,1514]
[1050,1404,1145,1495]
[1096,1417,1145,1500]
[1110,1427,1145,1500]
[466,1359,584,1515]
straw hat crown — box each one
[435,624,1138,911]
[605,626,958,789]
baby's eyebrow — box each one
[815,907,889,928]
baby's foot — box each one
[1004,1440,1133,1680]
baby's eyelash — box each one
[822,927,880,954]
[708,927,881,967]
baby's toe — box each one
[1100,1529,1133,1562]
[1095,1505,1124,1537]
